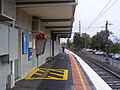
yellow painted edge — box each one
[26,77,66,80]
[35,73,42,76]
[47,76,62,80]
[50,72,63,77]
[63,70,68,80]
[71,54,87,90]
[37,69,45,72]
[25,68,39,79]
[39,68,65,73]
[48,69,64,73]
[25,68,68,80]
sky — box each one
[73,0,120,36]
[61,0,120,43]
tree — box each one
[73,33,81,51]
[108,43,120,53]
[91,30,113,51]
[81,33,91,48]
[108,36,120,53]
[73,32,91,51]
[67,38,74,50]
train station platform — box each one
[10,50,112,90]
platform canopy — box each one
[16,0,77,38]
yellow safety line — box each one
[25,68,39,79]
[50,69,64,73]
[50,72,63,77]
[50,69,64,72]
[63,70,68,80]
[38,69,45,72]
[25,68,68,80]
[35,73,42,76]
[71,54,87,90]
[30,77,60,80]
[40,68,65,73]
[47,76,60,79]
[29,76,62,80]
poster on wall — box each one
[28,48,32,61]
[22,33,27,54]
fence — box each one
[82,51,120,71]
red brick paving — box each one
[68,52,91,90]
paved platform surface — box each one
[10,52,99,90]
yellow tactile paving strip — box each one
[25,68,68,80]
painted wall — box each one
[16,8,32,31]
[0,23,17,90]
[19,30,36,78]
[15,8,53,79]
[0,5,61,90]
[54,37,61,56]
[0,23,10,90]
[0,60,11,90]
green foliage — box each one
[80,33,91,48]
[68,30,120,54]
[108,43,120,53]
[73,33,91,51]
[73,33,81,51]
[67,39,73,49]
[91,30,112,51]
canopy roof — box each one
[16,0,77,38]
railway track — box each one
[77,52,120,90]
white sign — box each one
[29,42,32,48]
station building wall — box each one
[0,23,10,90]
[0,22,18,90]
[0,4,61,90]
[15,8,53,79]
[54,41,61,56]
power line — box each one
[98,0,118,20]
[85,0,118,30]
[85,0,112,30]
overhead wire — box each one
[85,0,118,30]
[98,0,118,20]
[85,0,112,30]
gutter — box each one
[16,1,77,8]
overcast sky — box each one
[61,0,120,42]
[72,0,120,38]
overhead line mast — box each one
[79,21,81,36]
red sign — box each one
[37,34,46,39]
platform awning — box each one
[16,0,77,38]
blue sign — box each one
[22,33,27,54]
[28,48,32,61]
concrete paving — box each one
[10,53,73,90]
[9,52,99,90]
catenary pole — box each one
[106,20,109,61]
